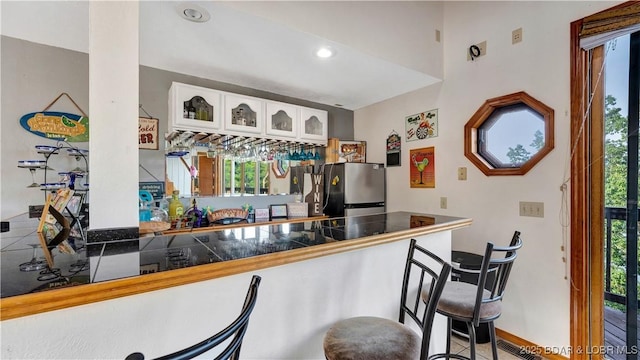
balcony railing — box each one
[604,206,640,308]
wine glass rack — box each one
[17,141,89,246]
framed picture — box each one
[270,204,288,219]
[139,117,159,150]
[409,147,435,188]
[64,193,84,217]
[338,140,366,163]
[254,208,270,220]
[405,109,438,142]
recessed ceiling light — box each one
[177,3,210,23]
[316,46,335,59]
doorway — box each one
[602,31,639,360]
[570,3,639,359]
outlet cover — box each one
[458,167,467,181]
[512,28,523,44]
[440,197,447,209]
[467,40,487,61]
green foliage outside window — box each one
[603,95,640,312]
[223,159,271,195]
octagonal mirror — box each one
[464,91,554,176]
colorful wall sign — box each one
[386,132,401,167]
[139,117,159,150]
[405,109,438,142]
[304,173,324,216]
[409,146,435,188]
[20,111,89,142]
[139,182,165,200]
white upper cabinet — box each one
[168,82,221,133]
[168,82,328,144]
[299,107,328,144]
[223,94,264,135]
[265,100,298,139]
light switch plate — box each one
[458,167,467,180]
[519,201,544,218]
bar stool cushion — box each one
[432,281,502,320]
[323,316,420,360]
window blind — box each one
[580,2,640,49]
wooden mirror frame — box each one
[464,91,554,176]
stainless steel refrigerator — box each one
[323,162,386,217]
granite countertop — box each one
[1,212,469,300]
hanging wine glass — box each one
[268,145,276,162]
[19,244,47,272]
[276,144,286,161]
[259,141,269,162]
[292,144,301,161]
[314,146,323,160]
[206,140,217,158]
[305,145,313,161]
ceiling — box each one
[1,1,443,110]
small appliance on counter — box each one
[323,162,385,217]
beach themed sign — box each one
[20,111,89,142]
[19,93,89,142]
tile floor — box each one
[449,333,545,360]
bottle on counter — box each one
[168,190,184,222]
[184,198,203,228]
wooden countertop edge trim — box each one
[0,218,471,321]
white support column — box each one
[89,1,139,230]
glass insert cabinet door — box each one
[169,82,221,133]
[265,100,298,139]
[299,107,328,142]
[224,94,264,134]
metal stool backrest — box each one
[402,239,452,360]
[126,275,261,360]
[472,232,523,327]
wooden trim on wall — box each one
[589,44,606,360]
[569,2,640,358]
[569,17,592,360]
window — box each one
[222,159,270,195]
[464,91,554,176]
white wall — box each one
[0,36,89,219]
[354,0,619,349]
